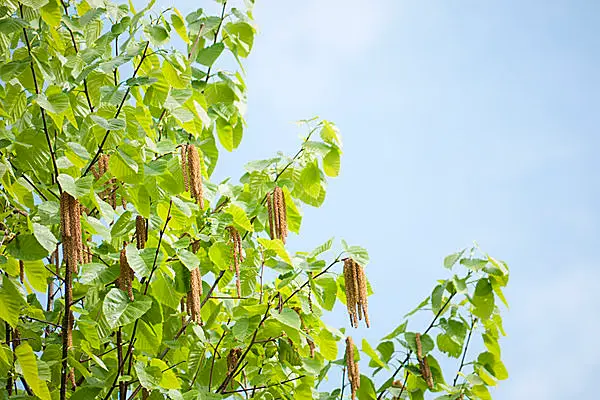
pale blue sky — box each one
[163,1,600,398]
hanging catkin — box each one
[94,154,117,208]
[416,333,434,389]
[60,191,82,275]
[226,226,243,298]
[345,336,360,400]
[119,247,134,301]
[266,187,288,243]
[187,267,202,323]
[343,258,370,328]
[19,260,24,283]
[181,144,204,208]
[227,348,242,376]
[135,215,147,249]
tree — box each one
[0,0,509,399]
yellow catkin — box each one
[119,248,134,301]
[226,226,243,298]
[355,261,370,328]
[19,260,24,283]
[267,192,275,240]
[180,145,189,192]
[186,144,204,209]
[135,215,147,249]
[345,337,360,400]
[188,268,202,323]
[343,259,358,327]
[273,186,288,243]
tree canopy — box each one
[0,0,509,399]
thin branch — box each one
[60,0,94,112]
[377,353,411,400]
[221,375,305,395]
[19,4,61,193]
[397,370,409,399]
[340,366,346,400]
[209,331,227,390]
[203,2,227,89]
[453,317,477,386]
[83,42,150,177]
[281,256,341,307]
[20,315,61,328]
[423,293,456,336]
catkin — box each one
[345,336,360,400]
[95,154,117,208]
[180,145,189,192]
[226,226,243,298]
[142,388,150,399]
[185,144,204,209]
[19,260,24,283]
[343,258,370,328]
[60,192,82,275]
[187,267,202,323]
[119,247,134,301]
[227,348,242,376]
[415,333,433,389]
[135,215,147,249]
[266,187,288,243]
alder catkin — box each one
[267,192,275,240]
[273,186,287,243]
[188,267,202,323]
[343,259,358,327]
[422,356,434,389]
[142,388,150,400]
[119,248,134,301]
[355,262,370,328]
[415,333,423,360]
[19,260,24,283]
[60,192,81,275]
[345,336,360,400]
[135,215,147,249]
[186,144,204,209]
[226,226,243,298]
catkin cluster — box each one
[180,144,204,208]
[345,336,360,400]
[266,186,288,243]
[415,333,434,389]
[135,215,147,249]
[343,258,370,328]
[60,192,83,274]
[227,348,242,375]
[226,226,243,298]
[119,247,135,301]
[92,154,117,208]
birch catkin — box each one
[343,258,370,328]
[183,144,204,208]
[135,215,147,249]
[226,226,243,298]
[60,191,82,275]
[187,267,202,323]
[415,333,434,389]
[266,187,288,243]
[119,247,134,301]
[345,336,360,400]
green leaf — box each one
[361,338,385,368]
[151,358,181,389]
[102,288,152,329]
[232,317,250,340]
[23,260,48,292]
[0,276,25,327]
[382,320,407,340]
[15,343,51,400]
[271,308,301,330]
[126,244,151,278]
[225,203,253,232]
[471,279,495,320]
[357,374,377,400]
[171,9,189,43]
[314,276,336,311]
[196,43,225,67]
[320,121,341,147]
[178,249,200,271]
[444,249,465,269]
[6,234,48,260]
[208,241,232,270]
[58,174,93,198]
[257,238,292,265]
[315,329,338,361]
[471,385,492,400]
[323,148,341,177]
[405,332,434,354]
[145,25,169,45]
[32,223,58,253]
[36,92,69,115]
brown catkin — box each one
[308,337,315,358]
[343,259,358,327]
[186,144,204,209]
[345,336,360,400]
[188,268,202,323]
[273,186,288,243]
[19,260,24,283]
[119,248,134,301]
[355,262,370,328]
[227,348,242,375]
[142,388,150,399]
[180,145,189,192]
[60,192,81,275]
[415,333,423,360]
[226,226,243,298]
[266,192,275,240]
[421,356,434,389]
[135,215,147,249]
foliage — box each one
[0,0,509,399]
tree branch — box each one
[209,331,227,391]
[83,41,150,177]
[453,317,477,386]
[221,375,305,395]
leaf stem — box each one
[453,317,477,386]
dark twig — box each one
[209,331,227,390]
[221,375,305,395]
[453,317,477,386]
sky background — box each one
[163,1,600,398]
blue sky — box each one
[163,1,600,398]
